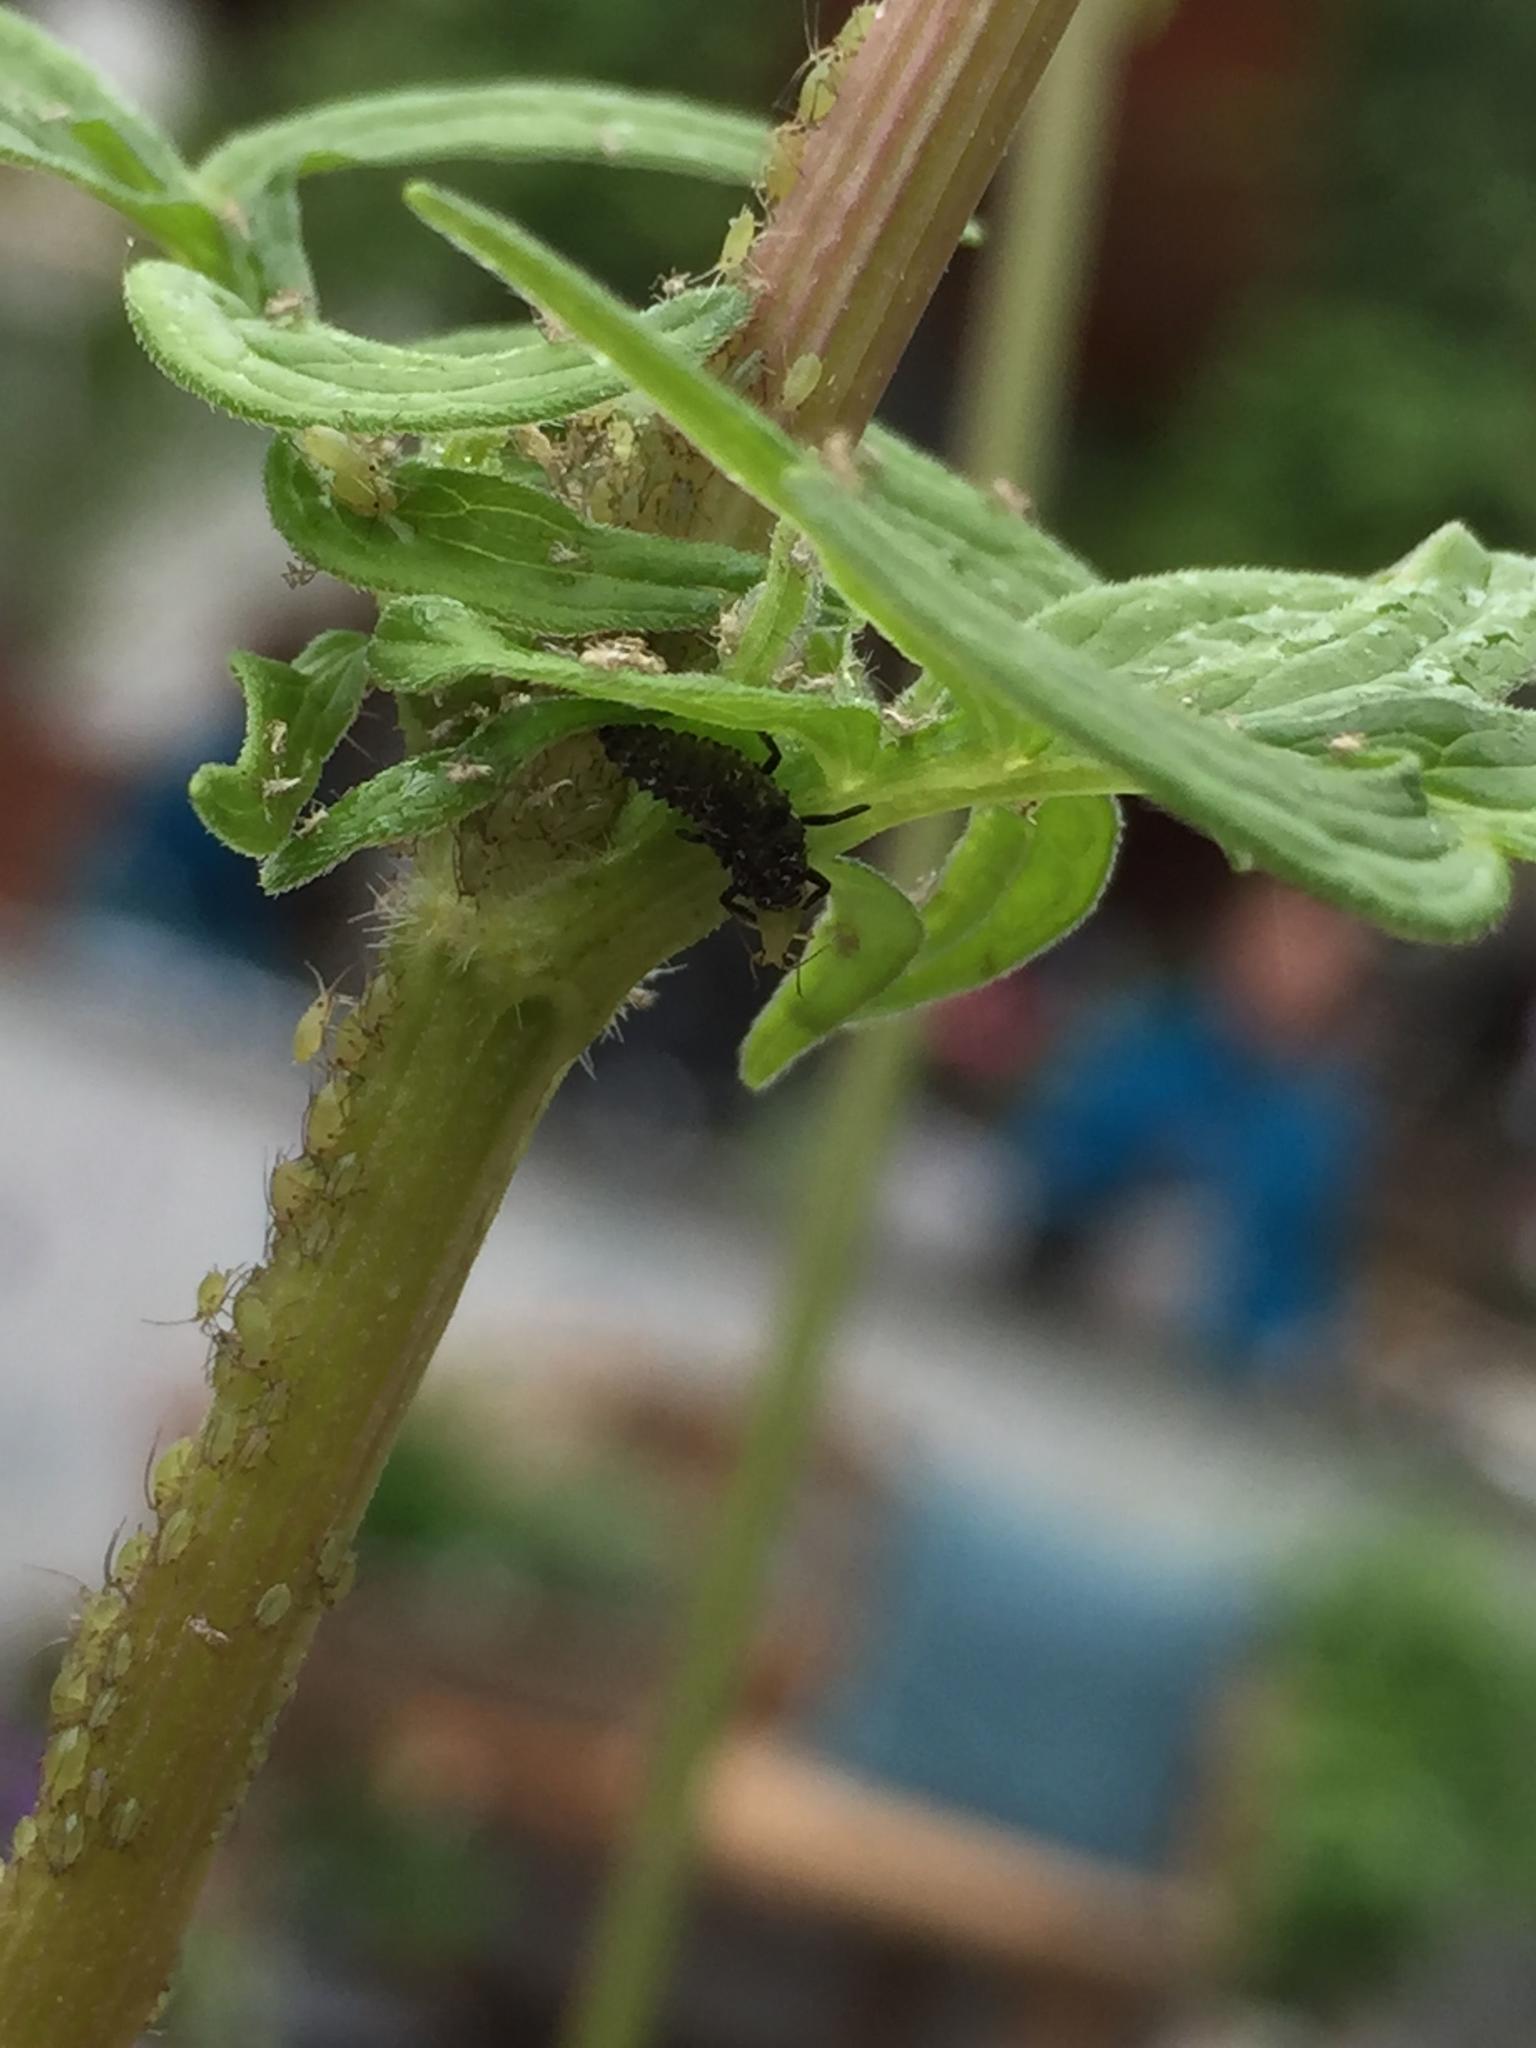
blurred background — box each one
[7,0,1536,2043]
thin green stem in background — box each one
[559,12,1131,2047]
[953,0,1130,500]
[559,1015,920,2048]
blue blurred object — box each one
[809,1468,1257,1871]
[73,723,287,969]
[1005,985,1372,1376]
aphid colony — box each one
[759,3,878,205]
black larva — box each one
[595,725,866,928]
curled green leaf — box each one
[738,858,923,1089]
[266,439,761,635]
[856,798,1120,1021]
[259,698,609,893]
[0,10,235,282]
[189,631,368,856]
[202,82,769,204]
[126,262,749,434]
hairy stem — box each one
[0,838,720,2048]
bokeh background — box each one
[7,2,1536,2044]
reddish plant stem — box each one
[752,0,1083,439]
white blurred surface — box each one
[0,927,1386,1639]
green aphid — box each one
[157,1508,197,1565]
[237,1426,273,1471]
[113,1529,152,1592]
[291,987,332,1066]
[203,1405,242,1468]
[305,1080,347,1155]
[149,1437,195,1514]
[782,353,823,412]
[109,1797,143,1849]
[717,207,759,280]
[254,1583,293,1630]
[296,425,398,519]
[49,1664,93,1724]
[270,1156,322,1227]
[76,1590,127,1655]
[232,1290,273,1357]
[45,1811,84,1870]
[43,1726,90,1799]
[195,1266,233,1324]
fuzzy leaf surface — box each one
[126,263,749,433]
[266,440,761,635]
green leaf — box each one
[369,596,882,774]
[790,474,1516,940]
[266,439,761,635]
[738,858,924,1089]
[1032,537,1536,738]
[259,698,609,894]
[126,262,750,434]
[400,184,1536,942]
[201,82,768,205]
[856,797,1121,1020]
[0,8,235,282]
[189,630,368,856]
[1423,727,1536,863]
[861,425,1099,618]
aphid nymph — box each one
[596,725,866,962]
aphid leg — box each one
[803,869,832,912]
[720,886,757,921]
[801,802,871,827]
[757,731,783,777]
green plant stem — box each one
[560,11,1132,2046]
[0,836,720,2048]
[560,1011,920,2048]
[952,0,1130,500]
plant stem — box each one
[0,4,1112,2038]
[748,0,1084,443]
[952,0,1130,501]
[560,1013,919,2048]
[560,9,1132,2043]
[694,0,1084,547]
[0,837,720,2048]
